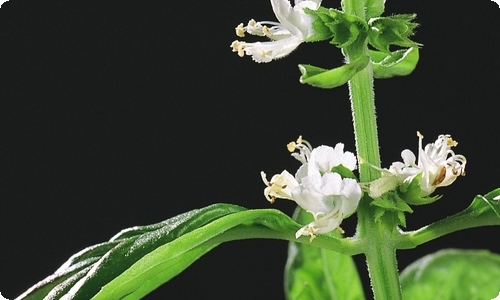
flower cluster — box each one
[230,0,321,63]
[261,136,362,241]
[368,132,467,203]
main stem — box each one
[342,0,403,299]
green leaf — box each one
[298,55,369,89]
[17,203,353,300]
[400,249,500,299]
[284,208,365,300]
[370,47,419,79]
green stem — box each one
[363,224,402,299]
[342,0,402,299]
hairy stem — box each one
[342,0,402,299]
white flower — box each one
[292,172,361,240]
[230,0,321,63]
[261,170,299,203]
[368,132,466,198]
[415,132,466,195]
[262,136,362,241]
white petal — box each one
[292,174,333,213]
[270,0,318,38]
[333,143,357,170]
[270,0,303,37]
[294,163,308,183]
[401,149,416,166]
[319,172,342,195]
[308,145,335,173]
[340,178,362,216]
[244,37,302,63]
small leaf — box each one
[284,208,365,300]
[400,249,500,299]
[370,47,419,79]
[298,55,369,89]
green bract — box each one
[368,14,420,53]
[305,7,367,48]
[370,47,419,79]
[398,173,441,206]
[370,192,413,228]
[298,55,369,88]
[364,0,385,19]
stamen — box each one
[447,136,458,147]
[235,23,245,37]
[230,41,246,57]
[248,19,257,27]
[262,26,271,36]
[337,226,345,234]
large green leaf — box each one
[16,203,351,300]
[284,208,365,300]
[400,249,500,299]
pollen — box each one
[248,19,257,27]
[235,23,245,37]
[230,41,246,57]
[446,136,458,147]
[287,141,296,152]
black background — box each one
[1,0,499,299]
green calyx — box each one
[371,192,414,228]
[300,8,421,88]
[399,173,442,206]
[368,14,421,53]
